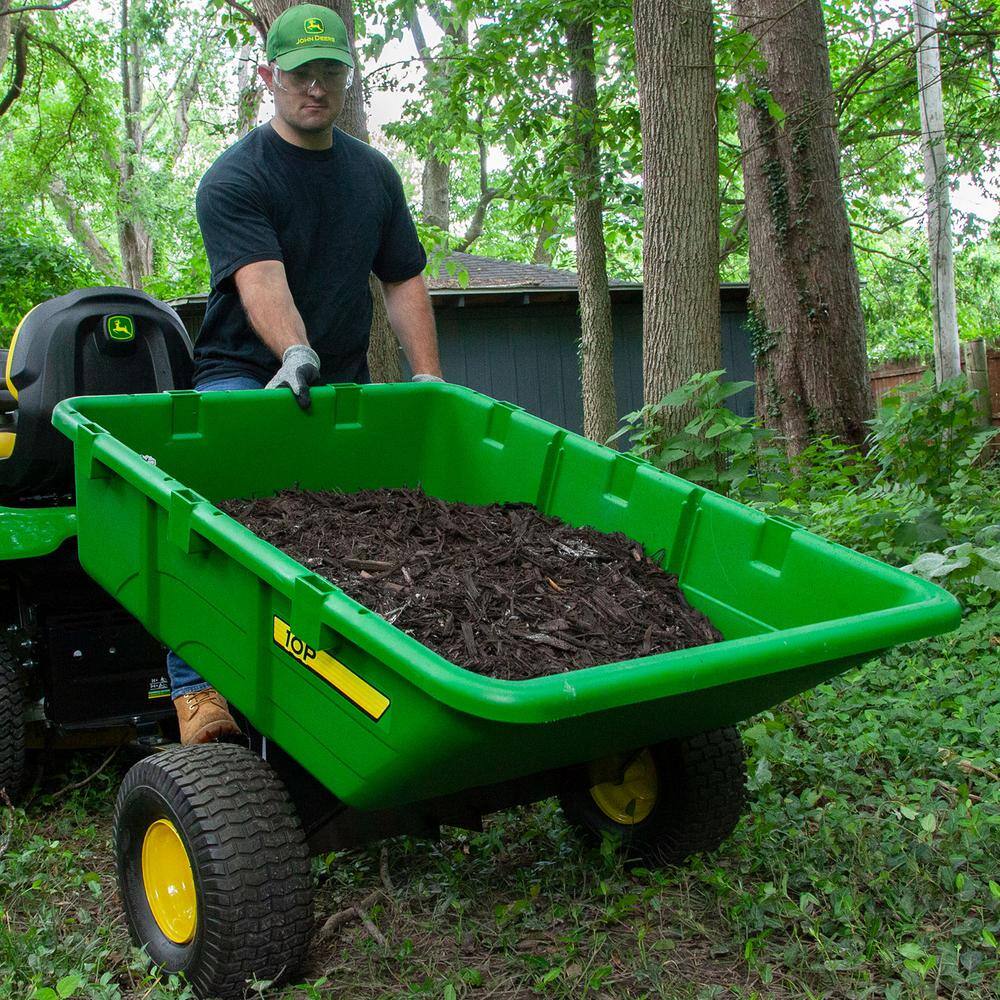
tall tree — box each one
[566,15,616,444]
[633,0,720,431]
[912,0,960,383]
[734,0,872,452]
[118,0,152,287]
[407,3,468,233]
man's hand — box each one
[266,344,321,409]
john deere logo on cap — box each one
[304,16,324,33]
[107,315,135,341]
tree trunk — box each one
[410,4,466,235]
[242,0,404,382]
[0,3,10,75]
[0,18,26,119]
[532,218,557,265]
[633,0,720,433]
[734,0,872,452]
[913,0,960,384]
[118,0,153,287]
[567,18,617,445]
[48,178,119,278]
[236,43,262,136]
[421,152,450,231]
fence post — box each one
[964,338,990,427]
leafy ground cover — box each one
[1,382,998,1000]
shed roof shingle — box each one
[426,252,637,291]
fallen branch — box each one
[379,844,394,894]
[318,888,381,939]
[50,744,121,801]
[318,846,395,946]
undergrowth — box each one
[1,375,998,998]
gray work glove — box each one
[266,344,321,410]
[411,374,444,383]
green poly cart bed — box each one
[53,382,961,812]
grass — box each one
[1,600,996,1000]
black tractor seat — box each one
[0,287,193,500]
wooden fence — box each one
[869,347,1000,427]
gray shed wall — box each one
[171,288,753,438]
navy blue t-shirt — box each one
[194,123,427,385]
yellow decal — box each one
[272,616,389,721]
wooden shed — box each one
[169,252,753,437]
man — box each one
[169,2,443,744]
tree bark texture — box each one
[48,178,119,278]
[633,0,720,433]
[913,0,960,383]
[0,3,11,75]
[118,0,153,287]
[421,152,450,231]
[567,18,617,445]
[244,0,403,382]
[734,0,872,452]
[409,12,450,231]
[0,18,26,119]
[532,217,557,265]
[236,44,263,137]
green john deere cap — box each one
[266,4,353,71]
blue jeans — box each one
[167,372,265,697]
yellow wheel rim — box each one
[588,748,658,825]
[141,819,197,944]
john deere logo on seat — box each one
[304,16,324,33]
[107,315,135,341]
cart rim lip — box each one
[52,389,964,725]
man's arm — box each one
[233,259,310,359]
[234,259,320,409]
[381,274,443,378]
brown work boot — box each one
[173,688,241,745]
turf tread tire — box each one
[560,726,748,866]
[114,743,313,998]
[0,642,25,802]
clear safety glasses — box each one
[273,63,355,94]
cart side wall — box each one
[53,386,960,809]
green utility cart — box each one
[0,286,960,1000]
[54,377,960,998]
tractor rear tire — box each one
[559,727,747,865]
[114,743,314,998]
[0,642,25,802]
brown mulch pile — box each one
[219,488,722,681]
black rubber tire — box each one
[0,642,25,802]
[560,727,748,865]
[114,743,314,998]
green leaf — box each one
[764,92,786,124]
[920,813,937,833]
[56,976,84,1000]
[898,942,925,960]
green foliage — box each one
[903,524,1000,601]
[611,371,780,493]
[0,226,101,340]
[865,374,999,497]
